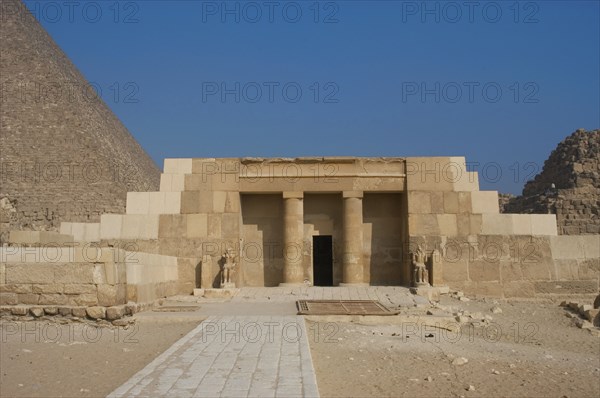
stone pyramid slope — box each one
[0,0,160,239]
[505,129,600,234]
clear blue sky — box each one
[23,0,600,194]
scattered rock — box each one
[490,306,503,314]
[466,385,475,391]
[459,297,470,302]
[425,376,432,382]
[594,294,600,309]
[452,357,469,366]
[492,369,500,375]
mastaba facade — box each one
[30,156,596,299]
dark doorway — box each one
[313,236,333,286]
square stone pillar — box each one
[341,191,367,285]
[280,191,304,286]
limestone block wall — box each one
[0,247,127,306]
[124,251,179,303]
[406,156,598,297]
[60,222,100,242]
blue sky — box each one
[23,0,600,194]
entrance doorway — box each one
[313,235,333,286]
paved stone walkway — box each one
[109,316,319,398]
[232,286,427,308]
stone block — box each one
[18,293,39,305]
[437,214,458,236]
[511,215,532,235]
[163,158,193,174]
[30,307,44,317]
[409,214,439,235]
[160,173,172,192]
[11,306,29,316]
[54,264,95,284]
[430,192,444,214]
[184,174,213,191]
[550,236,585,260]
[503,281,535,298]
[186,214,208,238]
[0,293,18,305]
[70,293,98,306]
[0,284,32,294]
[72,307,87,317]
[147,192,165,214]
[58,307,72,316]
[481,214,514,235]
[180,191,200,213]
[32,284,63,294]
[441,260,468,282]
[164,192,182,214]
[63,284,96,295]
[225,192,241,213]
[530,214,557,236]
[85,223,101,242]
[408,192,431,214]
[44,306,58,315]
[159,214,187,239]
[106,306,125,320]
[126,192,150,214]
[86,306,106,319]
[405,157,456,191]
[469,260,501,282]
[38,294,68,305]
[582,235,600,259]
[213,191,227,213]
[221,213,240,238]
[443,192,459,214]
[100,214,123,240]
[6,264,56,284]
[97,284,119,306]
[470,191,499,214]
[458,192,472,213]
[208,214,222,238]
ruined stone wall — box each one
[0,0,160,240]
[504,129,600,235]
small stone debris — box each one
[492,369,500,375]
[466,385,476,391]
[425,376,433,382]
[490,306,503,314]
[459,296,470,302]
[452,357,469,366]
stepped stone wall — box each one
[505,129,600,235]
[0,0,160,241]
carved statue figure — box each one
[411,245,430,287]
[220,248,236,288]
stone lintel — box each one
[283,191,304,199]
[342,191,364,199]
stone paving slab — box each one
[108,316,319,398]
[231,286,426,308]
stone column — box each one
[341,191,366,285]
[280,191,304,285]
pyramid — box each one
[505,129,600,234]
[0,0,160,239]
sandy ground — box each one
[0,318,200,398]
[1,295,598,398]
[309,296,600,398]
